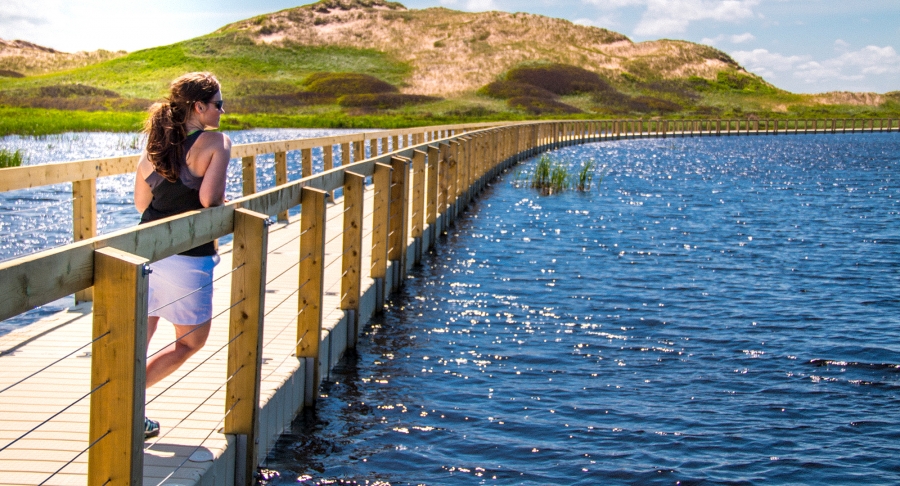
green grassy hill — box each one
[1,0,897,135]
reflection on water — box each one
[262,133,900,485]
[0,128,376,335]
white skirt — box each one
[147,253,220,325]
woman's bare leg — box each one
[146,320,211,388]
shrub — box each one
[591,91,681,115]
[338,93,439,109]
[507,96,581,115]
[477,80,557,100]
[303,72,398,96]
[38,84,120,98]
[506,63,613,96]
[228,92,335,113]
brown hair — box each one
[144,72,220,182]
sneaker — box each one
[144,417,160,439]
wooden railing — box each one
[0,117,897,484]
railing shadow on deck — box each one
[0,117,896,485]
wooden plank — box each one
[297,188,327,378]
[275,151,289,222]
[301,148,312,178]
[242,155,257,196]
[0,156,137,192]
[370,164,391,283]
[353,140,364,163]
[341,171,365,346]
[88,247,149,486]
[388,157,410,273]
[72,178,96,304]
[411,150,426,240]
[225,208,269,485]
[426,145,439,228]
[340,142,350,167]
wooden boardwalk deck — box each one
[0,188,385,486]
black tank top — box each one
[140,130,217,257]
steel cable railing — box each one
[145,301,245,405]
[0,331,110,395]
[150,395,240,486]
[0,217,74,239]
[148,262,245,316]
[0,378,109,454]
[261,328,309,383]
[0,196,78,215]
[38,429,111,486]
[145,363,243,451]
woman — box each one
[134,72,232,439]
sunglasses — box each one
[205,99,224,110]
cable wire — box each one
[148,262,245,315]
[39,429,111,486]
[146,304,245,405]
[1,197,78,214]
[145,365,243,451]
[0,380,109,453]
[150,399,240,486]
[0,331,110,395]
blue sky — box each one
[2,0,898,94]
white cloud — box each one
[732,45,900,88]
[465,0,498,11]
[573,15,620,29]
[730,32,755,43]
[834,39,850,52]
[608,0,761,36]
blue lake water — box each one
[261,133,900,485]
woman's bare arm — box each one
[134,151,154,213]
[196,132,232,208]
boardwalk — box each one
[0,189,381,485]
[0,118,896,485]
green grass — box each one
[0,32,411,100]
[0,107,145,136]
[0,148,24,168]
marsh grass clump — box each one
[525,155,605,194]
[0,148,24,168]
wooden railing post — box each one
[438,143,450,232]
[88,247,149,486]
[340,142,351,167]
[341,171,365,345]
[301,148,313,178]
[389,156,410,281]
[371,163,392,307]
[226,208,269,485]
[370,138,379,158]
[242,155,256,196]
[275,151,289,222]
[426,145,440,247]
[353,140,364,163]
[297,187,327,406]
[73,178,96,303]
[411,150,427,263]
[449,140,460,220]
